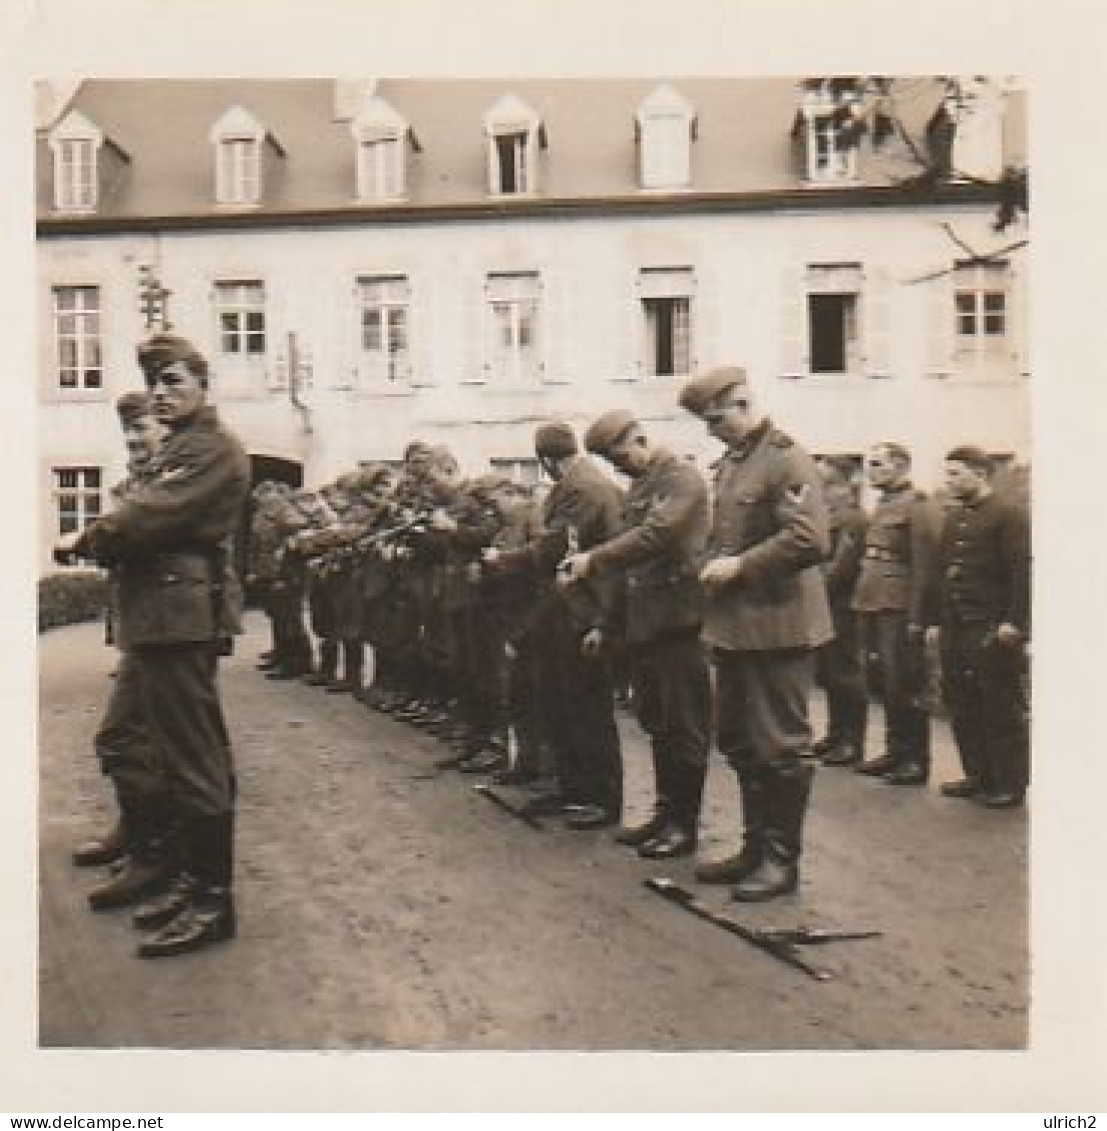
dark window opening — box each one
[808,292,853,373]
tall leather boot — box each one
[87,796,175,911]
[731,760,815,903]
[327,641,364,694]
[640,756,704,859]
[305,639,339,686]
[696,769,766,884]
[73,798,130,868]
[137,813,236,958]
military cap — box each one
[678,366,750,417]
[534,421,578,460]
[945,444,994,474]
[136,333,209,380]
[584,409,638,456]
[403,439,434,463]
[115,390,155,423]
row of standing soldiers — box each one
[247,365,1031,904]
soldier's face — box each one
[147,361,207,425]
[606,429,650,477]
[122,414,168,465]
[703,391,756,445]
[944,460,985,501]
[865,449,904,490]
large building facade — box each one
[36,77,1029,569]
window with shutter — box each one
[638,267,695,378]
[52,466,102,539]
[356,275,412,385]
[485,272,542,383]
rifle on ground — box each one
[644,877,880,981]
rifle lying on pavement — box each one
[472,783,545,831]
[644,877,880,981]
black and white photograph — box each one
[6,0,1107,1116]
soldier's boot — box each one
[304,640,339,686]
[137,814,236,959]
[696,770,767,884]
[614,802,670,846]
[732,760,814,903]
[87,800,175,911]
[327,642,364,694]
[72,813,129,868]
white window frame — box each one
[954,261,1009,366]
[48,110,102,213]
[356,275,411,385]
[806,264,863,375]
[636,84,696,190]
[485,272,542,383]
[483,95,543,197]
[217,136,262,205]
[52,285,103,391]
[799,89,860,183]
[638,267,696,378]
[215,280,267,361]
[52,466,103,538]
[357,136,403,200]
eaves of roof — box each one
[37,180,1002,237]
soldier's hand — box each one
[429,508,457,532]
[482,546,502,567]
[699,555,742,588]
[52,531,83,566]
[557,552,590,587]
[503,640,518,661]
[996,622,1021,646]
[925,626,941,648]
[581,627,604,658]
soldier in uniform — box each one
[70,392,172,876]
[59,333,250,958]
[924,446,1030,807]
[812,455,869,767]
[560,410,712,859]
[485,422,625,825]
[851,443,941,785]
[679,366,832,901]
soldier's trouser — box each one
[941,623,1029,796]
[94,652,170,803]
[132,642,236,821]
[816,604,868,745]
[271,583,312,670]
[630,630,710,828]
[714,647,817,773]
[859,611,930,767]
[542,613,622,812]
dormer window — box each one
[47,110,102,213]
[483,95,545,197]
[350,95,418,201]
[636,84,696,190]
[209,105,283,206]
[795,78,863,184]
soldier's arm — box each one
[823,508,867,597]
[908,497,943,625]
[588,462,706,577]
[81,431,242,557]
[724,450,830,588]
[1000,500,1031,636]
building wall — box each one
[37,204,1029,569]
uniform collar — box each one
[725,418,772,463]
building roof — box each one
[35,77,1028,225]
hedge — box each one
[38,570,110,634]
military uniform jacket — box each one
[823,496,867,610]
[495,455,625,636]
[78,406,250,649]
[923,493,1031,635]
[588,447,710,644]
[850,482,941,621]
[700,421,833,653]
